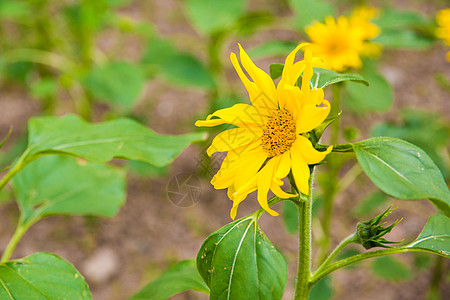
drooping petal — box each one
[256,157,280,216]
[207,127,262,156]
[195,103,266,128]
[290,148,310,194]
[296,99,331,134]
[292,136,332,165]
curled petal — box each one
[195,103,266,128]
[292,136,332,165]
[296,99,331,134]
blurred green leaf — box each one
[25,114,206,167]
[282,200,298,234]
[30,78,58,100]
[413,253,433,270]
[0,0,30,18]
[0,252,91,299]
[371,110,449,178]
[235,11,274,36]
[12,156,126,224]
[406,214,450,258]
[289,0,334,30]
[185,0,248,34]
[374,9,429,29]
[309,275,333,300]
[83,61,146,110]
[249,41,298,59]
[141,37,177,67]
[371,256,413,281]
[130,260,209,300]
[345,66,392,113]
[197,215,287,299]
[374,30,433,50]
[352,192,389,218]
[335,248,361,269]
[161,53,215,89]
[353,137,450,217]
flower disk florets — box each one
[261,109,296,157]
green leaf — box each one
[12,156,126,224]
[185,0,248,34]
[310,68,369,88]
[0,252,91,299]
[406,214,450,258]
[345,67,392,113]
[83,61,146,110]
[0,0,30,18]
[197,215,287,300]
[128,161,169,178]
[371,256,413,281]
[130,260,209,300]
[312,113,340,141]
[288,0,334,30]
[25,114,206,167]
[269,63,284,80]
[282,200,298,234]
[141,37,177,67]
[309,275,333,300]
[374,9,429,29]
[374,30,433,50]
[352,192,389,218]
[353,137,450,217]
[249,41,298,59]
[161,53,215,89]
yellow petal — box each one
[230,52,259,101]
[207,127,262,156]
[292,136,332,165]
[256,158,280,216]
[271,182,294,199]
[296,99,331,133]
[290,149,310,194]
[195,103,266,128]
[281,42,310,85]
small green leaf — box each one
[345,68,392,113]
[130,260,209,300]
[309,275,333,300]
[406,214,450,258]
[352,192,389,218]
[185,0,248,34]
[353,137,450,217]
[0,252,91,299]
[288,0,334,30]
[83,61,146,110]
[249,41,298,59]
[197,215,287,300]
[310,68,369,88]
[12,156,126,224]
[371,256,413,281]
[282,200,298,234]
[312,113,340,141]
[161,53,215,89]
[25,114,206,167]
[269,63,284,80]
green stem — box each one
[314,233,358,276]
[311,247,444,285]
[0,150,31,192]
[0,219,35,263]
[1,48,76,72]
[294,168,315,300]
[316,143,354,152]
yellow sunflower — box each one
[305,7,381,72]
[436,8,450,62]
[195,44,332,219]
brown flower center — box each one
[261,108,297,157]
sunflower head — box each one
[196,44,332,219]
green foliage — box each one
[249,41,298,59]
[353,137,450,217]
[0,252,91,299]
[25,114,206,166]
[197,215,287,300]
[130,260,209,300]
[352,192,389,218]
[289,0,334,30]
[309,276,333,300]
[83,61,146,110]
[371,256,413,281]
[12,156,126,224]
[185,0,248,34]
[406,214,450,258]
[309,68,369,89]
[0,0,30,19]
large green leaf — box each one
[25,114,206,167]
[12,156,126,224]
[353,137,450,217]
[406,214,450,258]
[83,61,146,110]
[130,260,209,300]
[289,0,334,30]
[197,215,287,300]
[0,252,91,299]
[185,0,248,34]
[345,67,392,113]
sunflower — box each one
[195,44,332,219]
[305,7,381,72]
[436,8,450,62]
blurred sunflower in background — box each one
[436,8,450,61]
[305,6,381,71]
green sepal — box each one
[312,112,341,142]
